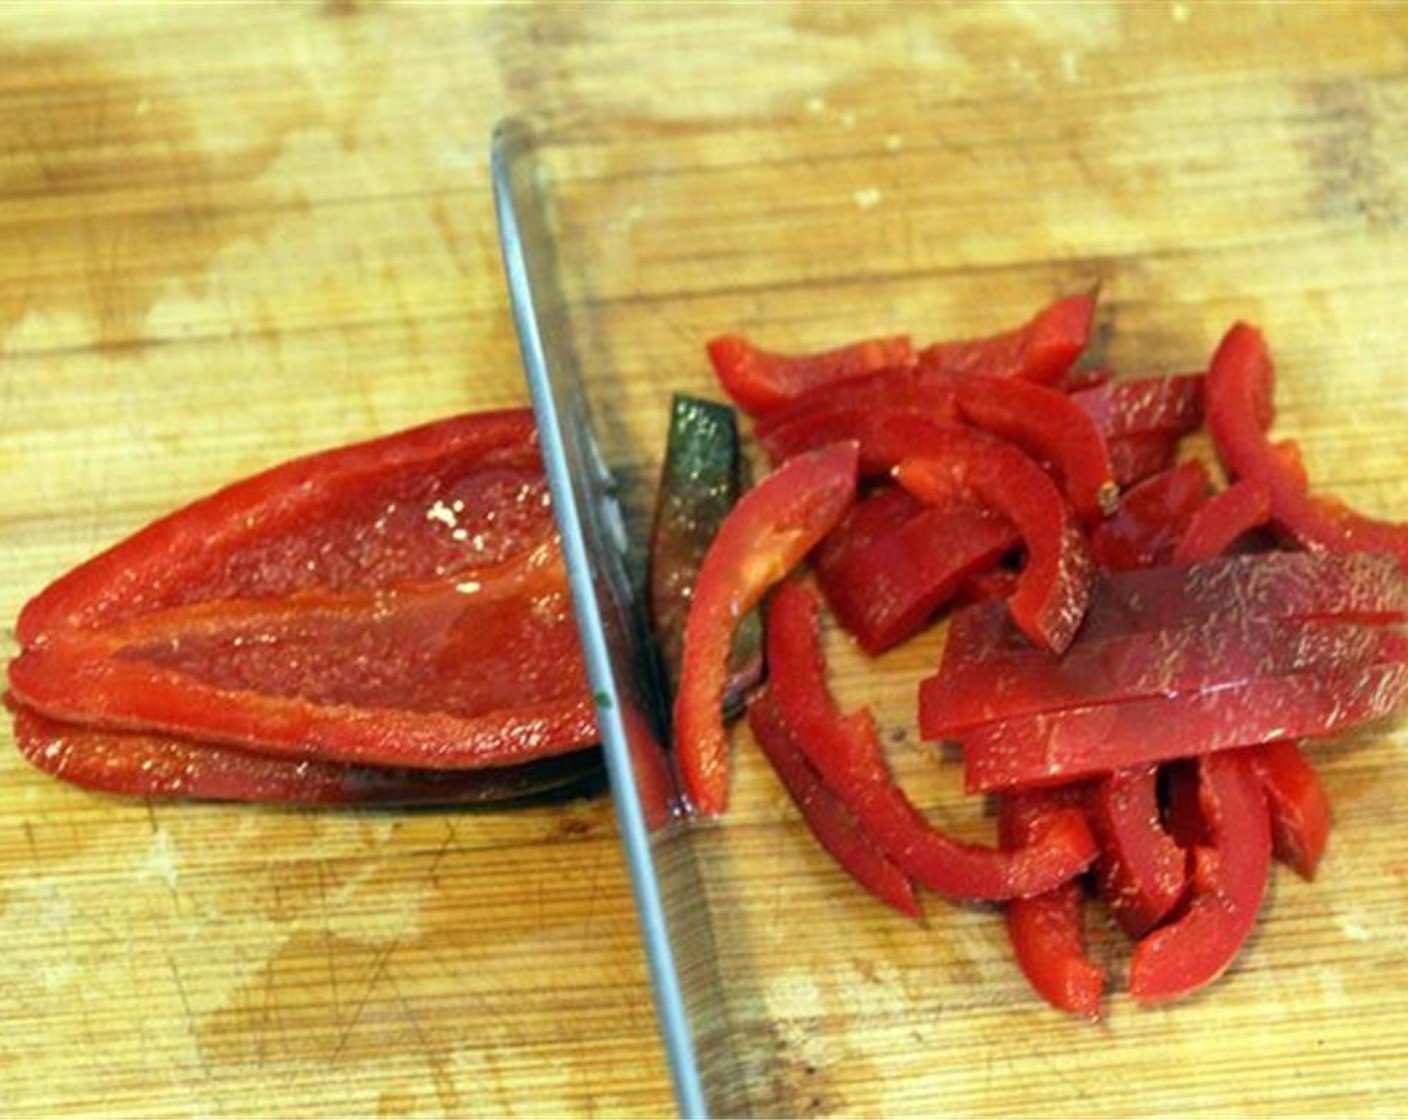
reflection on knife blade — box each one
[491,118,737,1119]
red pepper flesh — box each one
[12,705,597,805]
[1129,749,1271,1003]
[960,653,1408,792]
[673,442,859,816]
[1000,786,1105,1019]
[1088,765,1188,937]
[748,689,920,917]
[813,486,1019,655]
[707,333,914,416]
[921,615,1389,739]
[1206,322,1408,572]
[954,374,1119,522]
[1249,740,1332,880]
[943,551,1408,665]
[916,293,1095,385]
[17,409,552,643]
[1071,373,1205,440]
[764,581,1097,900]
[895,433,1094,654]
[9,549,600,770]
[1172,478,1272,565]
[1090,460,1211,573]
[1108,431,1182,488]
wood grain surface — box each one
[3,3,1408,1116]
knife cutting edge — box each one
[491,118,734,1119]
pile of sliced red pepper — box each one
[682,296,1408,1015]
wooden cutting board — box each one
[4,3,1408,1115]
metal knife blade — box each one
[491,119,734,1119]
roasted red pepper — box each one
[8,410,601,791]
[748,689,919,917]
[812,485,1018,655]
[673,442,859,815]
[1129,748,1271,1003]
[1206,323,1408,572]
[916,292,1095,385]
[1107,431,1182,488]
[960,650,1408,792]
[922,615,1389,739]
[12,705,597,805]
[707,333,914,416]
[1172,478,1272,564]
[954,375,1119,522]
[1088,766,1187,937]
[1071,373,1205,441]
[943,551,1408,666]
[999,786,1105,1019]
[894,429,1094,654]
[1249,740,1332,880]
[9,543,599,770]
[764,580,1097,900]
[1090,460,1211,573]
[17,409,553,641]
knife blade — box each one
[490,118,735,1119]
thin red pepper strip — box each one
[673,442,859,816]
[1071,373,1205,439]
[754,365,959,441]
[916,292,1096,385]
[960,652,1408,793]
[812,486,1019,655]
[999,786,1105,1019]
[1206,322,1408,572]
[1090,460,1211,573]
[17,409,551,643]
[764,580,1097,901]
[1088,766,1188,938]
[1129,749,1272,1004]
[894,433,1094,654]
[921,616,1389,739]
[1249,740,1332,880]
[1171,478,1273,565]
[944,551,1408,664]
[707,333,914,416]
[748,690,920,918]
[954,375,1119,522]
[11,705,598,805]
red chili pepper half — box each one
[763,580,1097,901]
[673,442,859,816]
[1071,373,1205,441]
